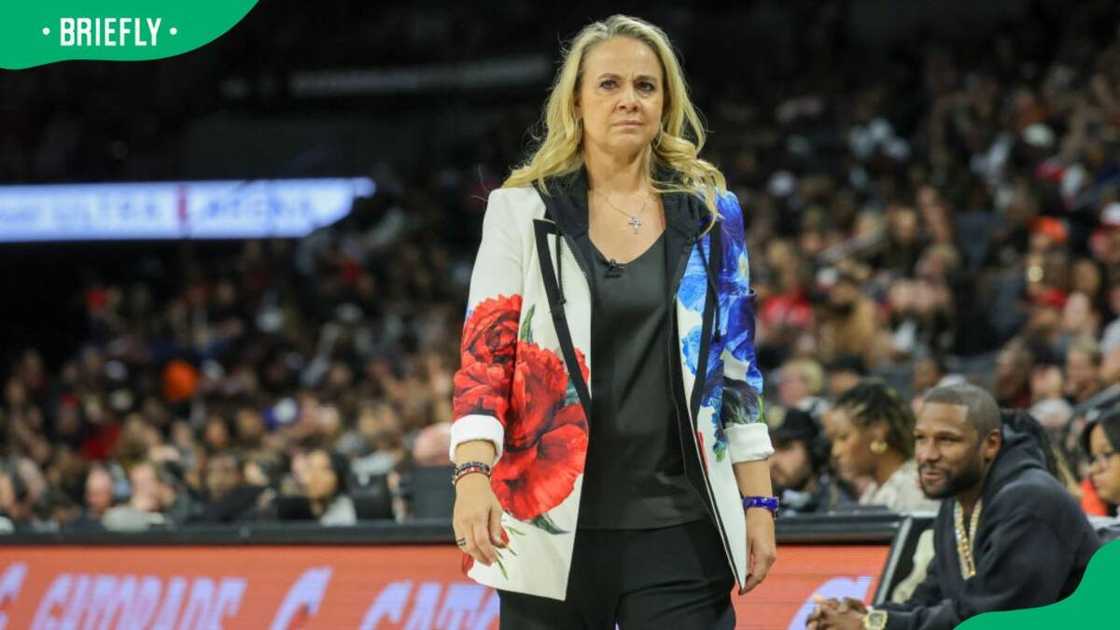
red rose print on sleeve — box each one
[452,293,591,528]
[462,295,522,364]
[453,295,522,422]
[453,359,512,422]
[492,342,588,522]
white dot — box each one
[42,27,50,36]
[169,27,178,36]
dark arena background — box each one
[1,1,1119,628]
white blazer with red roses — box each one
[450,167,774,601]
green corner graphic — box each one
[959,539,1120,629]
[0,1,259,70]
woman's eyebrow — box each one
[596,72,659,83]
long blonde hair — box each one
[502,14,726,228]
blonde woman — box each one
[449,15,776,628]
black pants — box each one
[498,519,735,629]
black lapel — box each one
[532,218,593,420]
[544,168,589,236]
[532,165,711,426]
[688,223,721,422]
[535,169,594,282]
[542,163,705,280]
[662,177,710,423]
[660,170,707,291]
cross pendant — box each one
[627,215,642,234]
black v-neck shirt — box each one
[576,231,709,529]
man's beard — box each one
[774,468,813,495]
[919,458,984,500]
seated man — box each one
[809,383,1100,630]
[769,408,854,515]
[102,460,177,531]
[192,451,269,524]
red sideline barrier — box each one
[0,544,889,629]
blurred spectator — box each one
[873,205,925,276]
[884,273,955,363]
[200,454,230,492]
[78,464,116,526]
[347,402,407,478]
[0,457,49,532]
[1099,278,1120,368]
[0,467,33,532]
[301,447,356,526]
[1065,337,1104,405]
[777,357,827,418]
[203,415,235,454]
[102,460,188,531]
[994,339,1035,408]
[101,459,170,526]
[411,421,451,467]
[1082,409,1120,517]
[757,240,815,360]
[825,355,867,399]
[910,353,965,407]
[816,270,879,367]
[768,409,855,515]
[193,451,267,524]
[822,380,939,512]
[234,405,268,450]
[1029,361,1074,445]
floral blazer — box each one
[450,168,773,600]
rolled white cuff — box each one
[449,414,505,463]
[726,422,774,463]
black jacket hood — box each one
[983,409,1053,500]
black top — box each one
[576,230,710,529]
[880,410,1100,630]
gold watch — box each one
[863,608,888,630]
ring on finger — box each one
[456,537,467,547]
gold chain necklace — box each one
[593,189,649,235]
[953,499,983,579]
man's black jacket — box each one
[881,411,1100,629]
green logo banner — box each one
[0,1,259,70]
[960,539,1120,629]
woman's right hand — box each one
[453,473,507,566]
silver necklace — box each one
[594,189,649,234]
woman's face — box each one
[129,464,162,512]
[203,417,230,450]
[1072,259,1101,296]
[575,36,664,159]
[823,407,877,479]
[304,451,339,502]
[888,208,919,244]
[1089,424,1120,504]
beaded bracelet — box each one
[742,495,780,516]
[452,461,492,486]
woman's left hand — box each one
[742,508,776,593]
